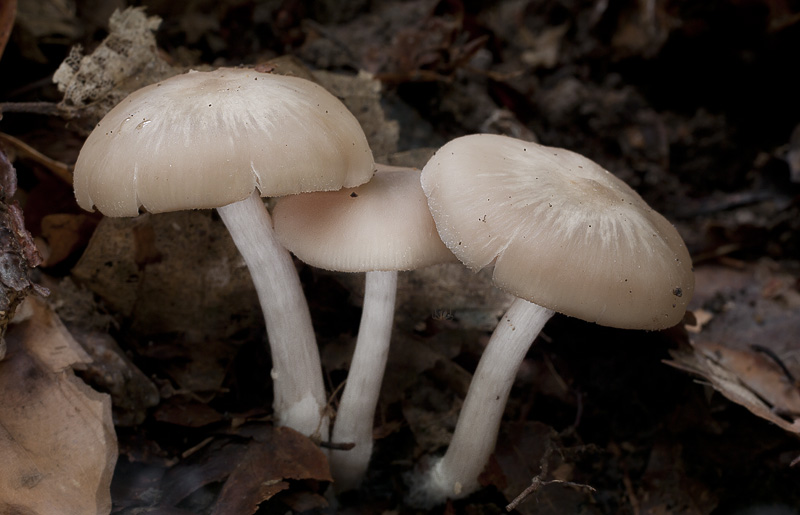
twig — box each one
[300,374,349,449]
[181,436,214,459]
[505,443,595,512]
[750,344,797,383]
[319,440,355,451]
[0,132,73,185]
[0,101,70,117]
[622,470,641,515]
[0,99,102,123]
[505,477,596,512]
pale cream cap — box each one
[421,134,694,330]
[74,68,374,216]
[273,165,456,272]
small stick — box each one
[319,440,355,451]
[0,132,73,185]
[506,477,596,512]
[750,344,796,383]
[505,445,595,512]
[0,101,68,117]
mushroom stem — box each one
[410,298,554,506]
[217,192,328,439]
[330,270,398,491]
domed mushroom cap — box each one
[421,134,694,330]
[74,68,374,217]
[273,165,457,272]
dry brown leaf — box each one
[40,213,97,266]
[158,438,249,506]
[212,426,331,515]
[669,262,800,434]
[153,397,224,428]
[0,0,15,60]
[666,339,800,434]
[0,297,117,514]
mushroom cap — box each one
[74,68,374,217]
[421,134,694,330]
[273,165,457,272]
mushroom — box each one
[409,134,694,505]
[273,164,456,491]
[73,68,375,438]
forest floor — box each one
[1,1,800,514]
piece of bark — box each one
[0,147,46,359]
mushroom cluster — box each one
[73,67,694,503]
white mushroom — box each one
[273,164,456,491]
[73,68,375,439]
[410,134,694,505]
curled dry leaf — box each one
[52,6,176,124]
[0,297,117,514]
[666,339,800,434]
[668,262,800,434]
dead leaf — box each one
[153,397,224,428]
[52,7,177,124]
[211,426,331,514]
[0,297,117,514]
[0,0,15,61]
[274,489,330,512]
[68,327,160,427]
[666,340,800,434]
[40,213,97,266]
[72,210,262,340]
[159,438,250,506]
[685,309,713,334]
[668,261,800,434]
[697,341,800,416]
[638,442,718,515]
